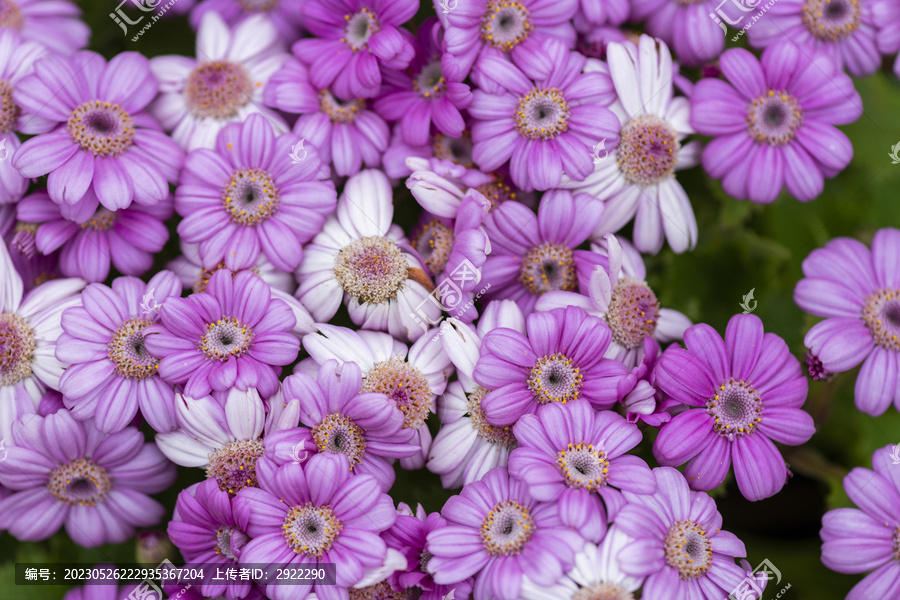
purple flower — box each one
[145,269,300,398]
[175,113,337,272]
[691,42,863,204]
[874,0,900,78]
[577,0,629,25]
[616,467,747,599]
[374,18,472,146]
[480,190,603,315]
[628,0,723,66]
[283,359,419,491]
[653,314,815,501]
[426,465,584,600]
[0,409,175,546]
[294,0,418,100]
[474,305,630,427]
[264,56,390,177]
[13,51,183,213]
[0,0,89,54]
[509,400,655,542]
[169,478,253,600]
[17,190,173,283]
[167,240,296,295]
[234,453,397,596]
[189,0,304,43]
[795,228,900,416]
[821,445,900,599]
[747,0,881,77]
[405,155,493,216]
[55,272,181,433]
[468,38,619,191]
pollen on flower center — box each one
[519,243,577,295]
[342,8,379,50]
[747,90,804,146]
[432,132,475,167]
[48,458,112,506]
[223,168,279,226]
[206,438,265,495]
[0,312,35,386]
[572,583,636,600]
[481,500,534,556]
[333,236,410,304]
[362,356,433,429]
[411,219,455,276]
[862,288,900,352]
[481,1,533,51]
[0,79,20,133]
[418,549,433,572]
[707,378,763,438]
[557,442,610,490]
[414,59,445,100]
[617,114,678,186]
[477,172,518,208]
[319,90,366,123]
[80,208,119,231]
[528,353,583,404]
[349,581,412,600]
[66,100,135,157]
[200,317,254,361]
[607,278,660,349]
[664,520,713,579]
[516,88,570,140]
[185,61,252,120]
[312,413,368,469]
[282,502,343,557]
[215,526,237,560]
[467,385,517,447]
[109,318,158,380]
[0,0,24,29]
[803,0,860,41]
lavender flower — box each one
[628,0,723,66]
[167,240,296,295]
[0,0,89,54]
[189,0,304,43]
[874,0,900,78]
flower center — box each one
[200,317,254,361]
[664,520,712,579]
[572,584,635,600]
[432,132,475,167]
[238,0,278,11]
[519,243,577,296]
[349,582,412,600]
[361,357,432,429]
[319,90,366,123]
[185,61,252,120]
[747,90,804,146]
[414,59,445,100]
[515,88,570,140]
[215,526,237,561]
[707,378,763,438]
[481,500,534,556]
[528,353,583,404]
[805,350,831,381]
[333,236,410,305]
[0,79,20,133]
[12,223,37,258]
[343,9,379,50]
[206,438,265,495]
[282,502,342,557]
[557,442,609,490]
[893,526,900,560]
[418,549,433,572]
[863,288,900,352]
[617,114,678,186]
[803,0,860,41]
[311,412,367,468]
[481,1,533,51]
[0,0,24,29]
[223,168,279,226]
[411,219,455,276]
[80,208,119,231]
[108,318,159,380]
[66,101,134,157]
[0,312,35,386]
[467,386,517,447]
[607,278,660,349]
[48,458,112,506]
[476,172,518,208]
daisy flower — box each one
[55,272,181,433]
[405,155,494,218]
[295,169,441,342]
[264,56,390,177]
[149,12,289,151]
[167,240,296,294]
[12,51,183,213]
[874,0,900,78]
[474,305,630,427]
[0,409,176,547]
[468,38,620,191]
[144,269,300,399]
[426,465,585,600]
[691,42,863,204]
[175,113,337,273]
[2,218,60,294]
[577,0,629,26]
[653,313,815,501]
[795,228,900,416]
[747,0,881,77]
[628,0,723,66]
[0,0,89,54]
[294,0,418,100]
[189,0,304,43]
[560,35,700,254]
[17,190,173,283]
[616,467,747,599]
[301,323,453,469]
